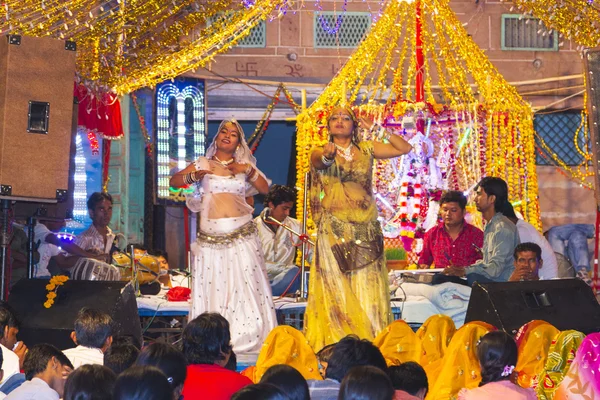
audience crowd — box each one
[0,301,595,400]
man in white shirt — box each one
[63,308,113,369]
[255,185,311,296]
[0,306,25,387]
[503,202,558,280]
[6,344,73,400]
[75,192,115,258]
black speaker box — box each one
[465,279,600,335]
[7,280,141,350]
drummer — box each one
[418,191,483,284]
[32,215,107,278]
[255,185,311,296]
[75,192,115,262]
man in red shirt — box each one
[182,313,251,399]
[418,191,483,285]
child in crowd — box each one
[388,362,428,400]
[260,364,309,400]
[338,365,394,400]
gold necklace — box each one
[214,156,234,167]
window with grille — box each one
[314,12,372,48]
[206,15,266,48]
[502,14,558,51]
[534,112,590,166]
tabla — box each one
[71,258,121,281]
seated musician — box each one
[509,242,543,282]
[418,191,484,285]
[75,192,115,260]
[33,215,105,278]
[254,185,308,296]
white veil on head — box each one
[205,119,258,166]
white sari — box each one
[187,156,276,353]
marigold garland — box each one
[44,275,69,309]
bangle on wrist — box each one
[381,130,392,141]
[321,154,334,166]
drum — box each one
[112,251,162,285]
[71,258,121,281]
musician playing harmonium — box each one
[254,185,312,296]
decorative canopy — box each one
[295,0,541,235]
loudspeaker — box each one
[465,279,600,335]
[0,35,76,201]
[7,280,142,350]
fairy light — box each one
[1,0,288,95]
[156,81,206,202]
[509,0,600,48]
[73,133,88,222]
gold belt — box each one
[197,221,257,248]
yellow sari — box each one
[514,320,560,389]
[417,314,456,367]
[374,320,422,366]
[426,321,495,400]
[242,326,322,383]
[305,141,391,351]
[536,330,585,400]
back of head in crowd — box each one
[325,335,387,382]
[182,312,232,365]
[104,343,139,375]
[225,350,237,371]
[316,343,336,377]
[264,185,297,207]
[513,242,542,261]
[476,177,508,212]
[72,307,113,350]
[388,362,429,399]
[87,192,113,211]
[136,342,187,399]
[24,343,73,381]
[477,331,518,386]
[64,364,116,400]
[260,364,309,400]
[113,365,173,400]
[0,302,20,350]
[440,190,467,210]
[231,383,290,400]
[338,365,394,400]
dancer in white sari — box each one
[170,119,277,353]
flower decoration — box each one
[44,275,69,308]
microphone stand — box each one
[299,171,311,301]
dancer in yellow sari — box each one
[304,106,412,351]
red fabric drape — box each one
[74,84,123,191]
[74,84,124,140]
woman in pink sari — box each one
[554,332,600,400]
